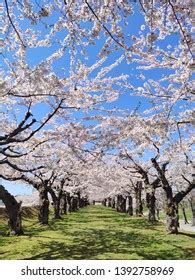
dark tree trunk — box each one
[56,189,63,218]
[0,185,23,235]
[182,207,189,224]
[151,156,195,233]
[135,182,143,216]
[116,195,120,211]
[166,198,179,234]
[71,195,79,211]
[102,198,107,207]
[116,195,126,212]
[66,192,72,212]
[146,191,156,222]
[77,191,81,208]
[48,188,62,219]
[111,198,115,209]
[80,197,85,208]
[81,196,89,207]
[60,192,67,214]
[107,197,112,207]
[80,196,88,208]
[126,195,133,216]
[164,187,180,234]
[38,186,49,225]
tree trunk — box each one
[81,196,89,207]
[0,185,23,235]
[66,192,72,212]
[60,192,67,214]
[107,197,112,207]
[116,195,126,212]
[71,195,79,211]
[80,197,85,208]
[126,195,133,215]
[102,198,107,207]
[146,191,156,222]
[135,182,143,216]
[116,195,120,211]
[182,206,189,224]
[38,186,49,225]
[151,156,195,233]
[48,188,62,219]
[56,190,63,218]
[156,208,160,220]
[77,191,81,208]
[166,200,179,234]
[189,199,195,226]
[111,197,115,209]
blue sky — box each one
[0,179,34,196]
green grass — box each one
[0,205,195,260]
[157,207,192,222]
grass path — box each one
[0,205,195,260]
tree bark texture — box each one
[146,191,156,222]
[48,188,62,219]
[111,197,115,209]
[38,186,49,225]
[71,195,79,211]
[102,198,107,207]
[135,182,143,216]
[126,195,133,216]
[116,195,126,213]
[165,195,179,234]
[60,192,67,215]
[107,197,112,207]
[66,192,72,212]
[0,185,23,235]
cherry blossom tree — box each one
[0,0,193,236]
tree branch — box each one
[151,157,170,190]
[85,0,126,50]
[4,0,26,47]
[0,159,43,173]
[0,99,64,146]
[168,0,193,57]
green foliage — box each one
[0,206,195,260]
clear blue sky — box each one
[0,180,34,196]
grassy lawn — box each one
[0,205,195,260]
[157,207,192,222]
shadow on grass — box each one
[178,232,195,239]
[23,227,195,260]
[1,206,195,260]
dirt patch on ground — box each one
[0,206,38,219]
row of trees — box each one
[0,0,194,235]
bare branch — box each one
[181,175,191,185]
[85,0,127,50]
[4,0,26,47]
[0,159,43,173]
[168,0,193,57]
[153,143,160,155]
[0,174,24,181]
[151,157,170,190]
